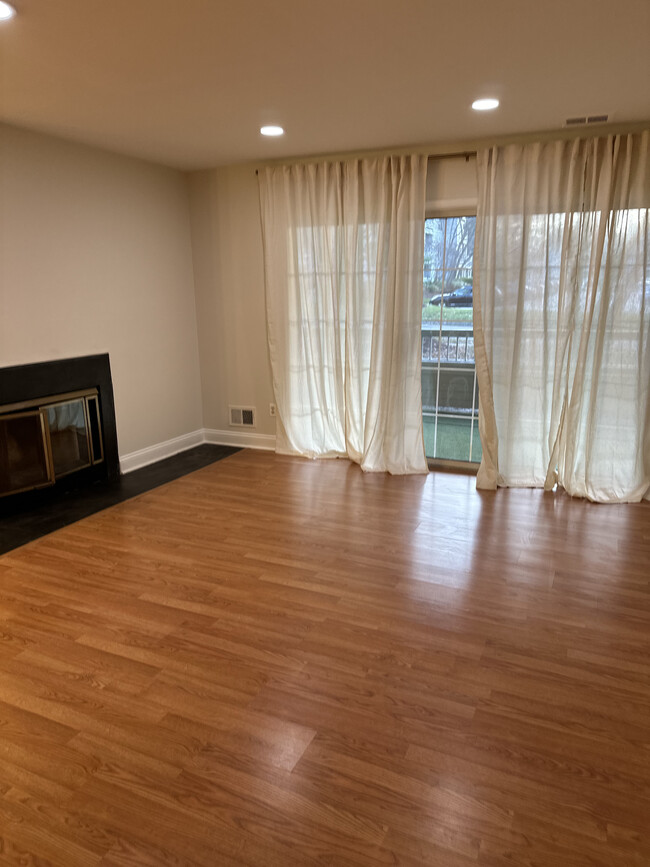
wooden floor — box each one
[0,450,649,866]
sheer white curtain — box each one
[474,132,650,503]
[258,156,428,475]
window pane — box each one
[471,418,483,464]
[436,417,473,462]
[422,216,480,463]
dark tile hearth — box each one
[0,444,239,555]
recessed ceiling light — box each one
[260,125,284,137]
[472,98,499,111]
[0,1,16,20]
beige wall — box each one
[189,164,274,436]
[0,123,203,456]
[425,154,477,214]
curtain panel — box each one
[473,131,650,503]
[258,156,428,475]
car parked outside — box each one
[429,284,473,307]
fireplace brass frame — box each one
[85,393,104,464]
[46,396,94,479]
[0,408,55,497]
[0,388,105,498]
[0,387,100,415]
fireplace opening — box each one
[0,389,105,498]
[0,410,53,495]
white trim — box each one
[119,427,276,474]
[119,430,205,474]
[203,428,276,451]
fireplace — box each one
[1,388,106,496]
[0,355,119,504]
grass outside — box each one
[424,415,482,463]
[422,303,473,324]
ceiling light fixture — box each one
[0,1,16,20]
[472,98,499,111]
[260,125,284,137]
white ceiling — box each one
[1,0,649,170]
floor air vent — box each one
[229,406,256,427]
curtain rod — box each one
[428,150,476,161]
[248,122,649,175]
[255,150,476,175]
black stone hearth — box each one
[1,355,240,554]
[0,443,239,554]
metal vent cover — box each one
[564,114,609,127]
[229,406,256,427]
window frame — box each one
[423,208,480,470]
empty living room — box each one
[0,2,649,865]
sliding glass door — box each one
[422,216,481,463]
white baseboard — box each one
[119,427,276,474]
[203,428,276,451]
[119,430,205,474]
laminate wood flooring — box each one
[0,449,649,866]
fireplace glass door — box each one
[0,388,104,498]
[47,398,92,477]
[0,409,54,496]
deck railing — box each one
[421,324,475,365]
